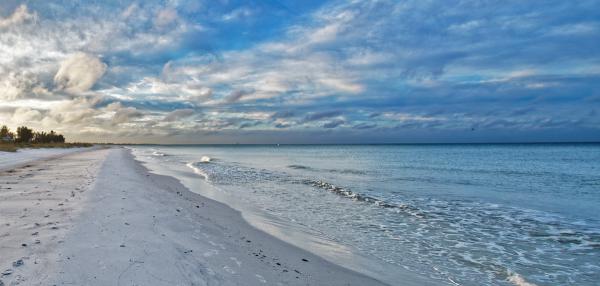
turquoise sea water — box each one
[131,144,600,286]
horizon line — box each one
[93,141,600,146]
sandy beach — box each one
[0,147,387,286]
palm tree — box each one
[1,125,14,142]
[16,126,34,143]
[1,125,9,137]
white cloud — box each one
[0,72,35,100]
[0,71,54,101]
[54,53,107,94]
[0,4,36,29]
[318,77,364,93]
[112,106,143,125]
[154,8,178,29]
[222,7,254,22]
[125,77,213,103]
[11,107,43,123]
[308,23,341,44]
[164,109,195,121]
[548,22,598,36]
[347,50,391,66]
[49,97,102,124]
[0,0,596,142]
[121,4,139,19]
[448,20,483,33]
[382,112,440,122]
[224,89,254,103]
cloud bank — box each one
[0,0,598,143]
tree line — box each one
[1,125,65,143]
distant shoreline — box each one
[0,142,93,152]
[113,141,600,147]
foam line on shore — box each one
[0,147,396,286]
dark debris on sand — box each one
[12,260,24,267]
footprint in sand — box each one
[223,265,236,274]
[202,249,219,257]
[229,257,242,267]
[208,240,226,250]
[255,274,267,283]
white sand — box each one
[0,148,107,284]
[0,148,92,172]
[0,148,388,285]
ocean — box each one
[130,144,600,286]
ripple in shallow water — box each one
[171,148,600,286]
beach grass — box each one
[0,142,93,152]
[0,144,18,152]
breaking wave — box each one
[180,154,600,286]
[288,164,313,170]
[304,180,426,218]
[186,162,209,180]
[288,164,366,175]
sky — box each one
[0,0,599,144]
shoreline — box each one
[131,146,438,286]
[123,147,391,285]
[1,147,391,285]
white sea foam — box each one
[132,144,600,286]
[507,271,538,286]
[186,162,209,180]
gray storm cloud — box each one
[54,53,107,94]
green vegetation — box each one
[0,125,92,152]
